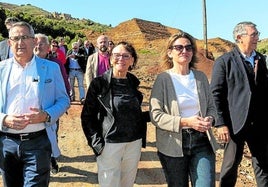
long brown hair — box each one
[160,31,197,71]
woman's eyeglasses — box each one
[112,53,131,60]
[171,45,193,52]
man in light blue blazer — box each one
[0,21,70,186]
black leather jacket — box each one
[81,69,149,156]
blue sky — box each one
[4,0,268,42]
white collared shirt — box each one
[5,56,45,133]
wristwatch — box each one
[44,111,51,122]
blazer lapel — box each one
[36,58,47,105]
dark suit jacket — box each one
[0,39,10,61]
[210,46,268,134]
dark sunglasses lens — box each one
[173,45,192,51]
[174,45,184,51]
[185,45,193,51]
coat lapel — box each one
[36,57,47,106]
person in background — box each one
[149,31,217,187]
[80,40,95,64]
[49,39,66,65]
[35,34,70,97]
[34,33,71,174]
[65,42,86,104]
[108,40,115,54]
[81,41,149,187]
[0,21,70,186]
[85,34,110,89]
[77,38,83,48]
[58,37,68,57]
[210,21,268,187]
[0,16,20,61]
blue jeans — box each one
[69,69,85,100]
[158,130,215,187]
[0,132,51,187]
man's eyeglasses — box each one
[242,31,260,38]
[112,53,131,60]
[36,43,46,47]
[9,35,34,42]
[171,45,193,52]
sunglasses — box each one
[171,45,193,52]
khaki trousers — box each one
[97,139,142,187]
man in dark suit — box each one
[210,21,268,187]
[80,40,95,64]
[0,17,20,61]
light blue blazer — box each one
[0,55,70,157]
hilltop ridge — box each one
[0,2,236,78]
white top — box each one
[169,70,200,119]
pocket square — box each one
[45,79,52,83]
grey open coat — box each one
[150,70,217,157]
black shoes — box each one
[51,157,59,175]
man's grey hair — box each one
[233,21,257,43]
[35,33,50,44]
[4,17,20,25]
[9,21,35,37]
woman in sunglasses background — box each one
[149,31,218,187]
[49,39,66,65]
[108,40,115,54]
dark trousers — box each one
[220,125,268,187]
[0,132,51,187]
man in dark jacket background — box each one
[0,17,19,61]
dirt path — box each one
[47,103,256,187]
[0,101,256,187]
[48,103,167,187]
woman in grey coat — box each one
[150,31,217,187]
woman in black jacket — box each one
[81,41,149,187]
